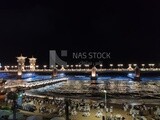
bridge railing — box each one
[0,68,160,72]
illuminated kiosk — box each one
[134,66,141,81]
[90,66,98,81]
[29,56,37,71]
[16,54,27,79]
[52,67,58,78]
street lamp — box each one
[56,65,59,69]
[133,64,137,68]
[75,64,78,68]
[100,64,103,67]
[71,65,73,70]
[104,90,107,109]
[36,65,39,69]
[66,65,69,69]
[14,66,17,69]
[11,66,14,69]
[120,64,123,70]
[43,65,47,70]
[84,64,89,71]
[109,64,113,69]
[141,64,145,69]
[117,64,121,69]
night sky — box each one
[0,1,160,66]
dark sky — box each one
[0,1,160,65]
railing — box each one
[0,68,160,72]
[4,78,68,89]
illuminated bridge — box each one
[0,68,160,73]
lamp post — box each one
[133,64,137,68]
[78,64,81,70]
[120,64,123,70]
[104,90,107,120]
[141,64,145,69]
[66,65,69,70]
[71,65,73,70]
[104,90,107,109]
[14,66,17,70]
[84,64,89,71]
[109,64,113,69]
[55,65,58,68]
[43,65,47,70]
[100,64,103,70]
[75,65,78,69]
[0,65,2,70]
[152,64,155,69]
[117,64,120,70]
[35,65,39,70]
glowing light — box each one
[59,73,65,77]
[109,64,113,67]
[18,71,22,76]
[91,67,97,77]
[127,73,135,78]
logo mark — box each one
[49,50,67,68]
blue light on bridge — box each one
[22,73,36,79]
[127,73,135,79]
[58,73,65,77]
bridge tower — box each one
[134,66,141,81]
[29,56,37,71]
[4,66,8,71]
[91,66,98,81]
[16,54,27,78]
[127,64,133,71]
[60,65,65,71]
[52,67,58,78]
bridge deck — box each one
[0,68,160,73]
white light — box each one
[109,64,113,67]
[43,65,47,68]
[141,64,145,66]
[84,64,89,67]
[133,64,137,67]
[59,73,65,77]
[128,64,132,66]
